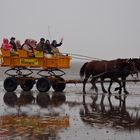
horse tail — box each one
[80,62,88,77]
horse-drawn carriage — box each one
[0,46,140,96]
[0,49,71,92]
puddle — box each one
[0,83,140,140]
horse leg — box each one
[83,76,89,104]
[108,95,113,110]
[83,94,86,105]
[90,77,95,89]
[121,77,129,94]
[115,78,122,95]
[108,79,113,95]
[83,77,88,94]
[101,78,107,93]
[91,78,98,93]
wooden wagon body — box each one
[0,49,71,92]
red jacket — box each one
[1,38,12,50]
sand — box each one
[0,62,140,139]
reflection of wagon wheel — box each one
[36,92,51,108]
[3,92,18,107]
[20,80,35,91]
[52,77,66,92]
[52,93,66,106]
[18,92,35,105]
[36,77,51,92]
[4,77,17,92]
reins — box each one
[93,71,108,78]
[62,52,104,61]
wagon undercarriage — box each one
[4,68,66,92]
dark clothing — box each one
[51,42,62,48]
[36,42,46,52]
[55,42,62,47]
[51,40,63,55]
[45,44,53,54]
[10,41,17,51]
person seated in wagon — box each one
[51,37,63,56]
[1,38,18,55]
[9,37,17,51]
[22,39,34,57]
[36,38,46,52]
[35,38,51,57]
[36,37,64,56]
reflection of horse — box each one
[80,94,140,130]
[80,59,136,94]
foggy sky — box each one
[0,0,140,61]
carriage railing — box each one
[0,49,71,69]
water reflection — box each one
[36,92,51,108]
[3,92,18,107]
[3,92,66,108]
[3,91,35,107]
[18,91,36,106]
[0,114,69,140]
[80,94,140,130]
[36,92,66,108]
[51,93,66,107]
[1,91,69,140]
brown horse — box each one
[80,59,136,94]
[91,58,139,94]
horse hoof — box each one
[115,95,121,100]
[124,91,129,94]
[95,89,98,93]
[115,87,120,91]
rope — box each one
[93,72,108,78]
[71,56,94,61]
[62,52,103,61]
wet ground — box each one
[0,81,140,140]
